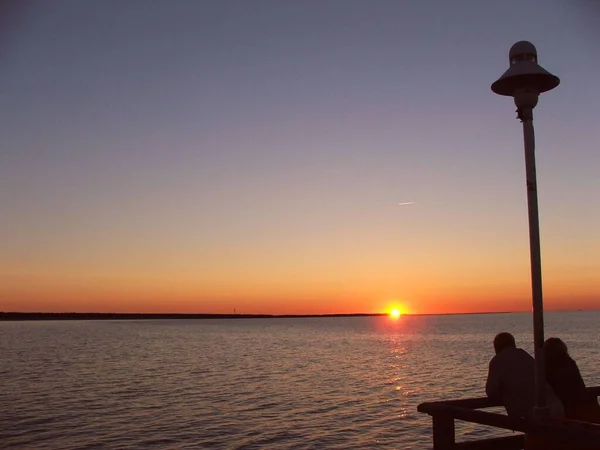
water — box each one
[1,311,599,449]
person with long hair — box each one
[544,337,600,423]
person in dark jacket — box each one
[544,337,600,423]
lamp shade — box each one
[491,41,560,96]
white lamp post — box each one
[491,41,560,416]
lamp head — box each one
[491,41,560,97]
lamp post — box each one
[491,41,560,417]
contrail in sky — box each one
[398,201,416,206]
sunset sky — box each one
[1,1,599,315]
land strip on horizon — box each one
[0,311,520,321]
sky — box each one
[1,1,599,315]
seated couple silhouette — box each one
[486,332,600,450]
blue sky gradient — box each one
[1,1,599,314]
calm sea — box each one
[1,311,599,449]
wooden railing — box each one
[417,386,600,450]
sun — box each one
[390,309,401,319]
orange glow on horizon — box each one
[1,271,600,314]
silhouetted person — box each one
[485,332,563,419]
[544,337,600,424]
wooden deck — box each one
[418,386,600,449]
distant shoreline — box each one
[0,311,527,321]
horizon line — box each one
[1,309,595,321]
